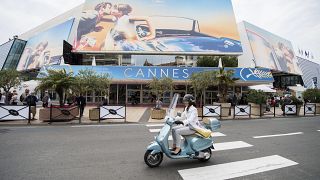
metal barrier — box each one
[203,105,221,119]
[99,105,126,123]
[234,105,251,118]
[50,105,80,123]
[0,105,31,124]
[304,104,316,116]
[284,105,297,115]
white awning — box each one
[288,85,306,92]
[249,84,276,93]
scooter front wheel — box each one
[144,150,163,168]
[198,148,212,162]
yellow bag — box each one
[195,128,212,138]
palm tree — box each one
[212,67,238,103]
[37,69,75,107]
[189,71,214,107]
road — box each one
[0,116,320,180]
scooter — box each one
[144,94,221,168]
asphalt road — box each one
[0,116,320,180]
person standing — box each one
[42,91,50,108]
[76,94,86,117]
[0,92,6,105]
[10,90,18,105]
[25,92,38,120]
[20,89,30,105]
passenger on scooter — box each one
[171,94,202,155]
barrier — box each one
[99,105,126,123]
[203,105,221,118]
[0,105,31,123]
[50,105,80,123]
[234,105,251,118]
[304,104,316,116]
[284,105,297,115]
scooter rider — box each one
[171,94,202,155]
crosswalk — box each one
[145,123,299,180]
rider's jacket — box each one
[175,105,202,130]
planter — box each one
[39,107,79,122]
[197,108,203,117]
[316,103,320,114]
[151,109,166,120]
[249,103,266,116]
[89,108,100,121]
[214,103,231,117]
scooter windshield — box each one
[166,93,180,118]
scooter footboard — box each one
[147,141,162,154]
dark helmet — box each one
[183,94,195,103]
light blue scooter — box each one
[144,94,221,168]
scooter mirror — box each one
[177,112,182,117]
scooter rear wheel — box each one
[198,148,212,162]
[144,150,163,168]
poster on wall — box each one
[73,0,242,55]
[17,19,74,71]
[244,22,301,75]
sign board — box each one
[285,105,297,115]
[100,106,126,119]
[74,0,242,55]
[39,65,274,82]
[304,104,316,115]
[203,105,221,117]
[0,106,30,121]
[234,105,251,117]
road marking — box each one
[212,141,253,151]
[253,132,303,139]
[71,124,141,128]
[178,155,298,180]
[146,124,164,127]
[149,129,161,133]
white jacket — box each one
[175,105,202,130]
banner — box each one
[17,19,74,71]
[244,22,301,75]
[39,65,274,82]
[74,0,242,55]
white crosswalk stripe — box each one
[178,155,298,180]
[212,141,253,151]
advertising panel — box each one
[244,22,301,75]
[74,0,242,55]
[38,65,274,82]
[17,19,74,71]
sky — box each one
[0,0,319,63]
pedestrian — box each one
[0,92,6,105]
[76,94,86,117]
[102,96,108,106]
[6,91,13,105]
[25,92,38,120]
[155,98,163,110]
[20,89,30,105]
[10,90,18,105]
[42,91,50,108]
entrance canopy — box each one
[38,65,274,84]
[249,84,276,93]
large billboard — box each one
[73,0,242,55]
[244,22,301,75]
[17,19,74,71]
